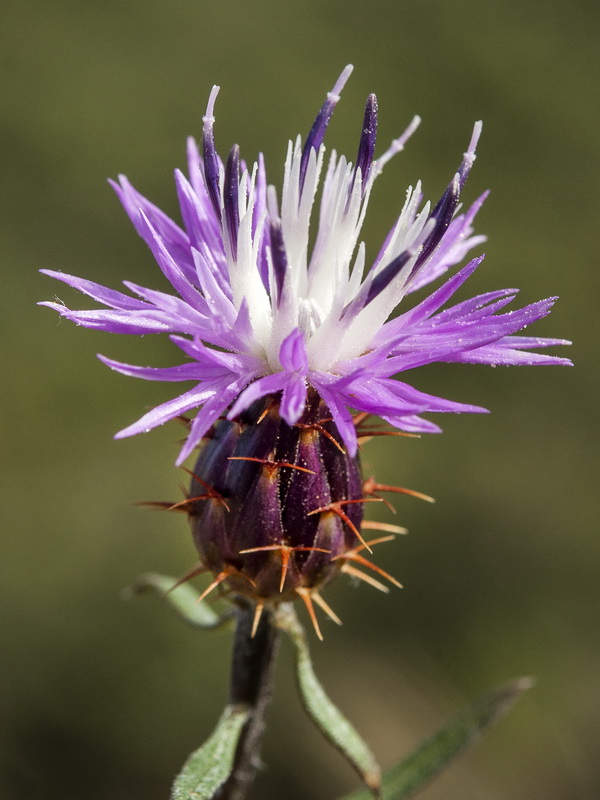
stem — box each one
[216,602,280,800]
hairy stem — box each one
[216,602,280,800]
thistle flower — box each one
[41,67,570,631]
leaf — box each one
[123,572,233,629]
[338,677,534,800]
[275,603,381,797]
[171,704,250,800]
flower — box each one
[41,65,571,467]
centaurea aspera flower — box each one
[41,67,570,627]
[41,66,569,463]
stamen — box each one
[375,115,421,171]
[353,93,378,191]
[300,64,354,192]
[267,218,288,302]
[296,587,323,640]
[460,121,483,186]
[363,129,478,306]
[224,145,240,260]
[202,85,222,220]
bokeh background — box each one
[2,1,598,798]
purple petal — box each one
[310,379,358,456]
[40,270,148,310]
[186,136,205,198]
[137,212,206,311]
[122,281,209,323]
[97,354,229,382]
[446,341,573,367]
[110,176,196,283]
[39,303,175,334]
[170,335,265,375]
[279,329,308,373]
[376,255,486,341]
[279,373,307,424]
[381,414,443,434]
[114,383,224,439]
[176,379,247,465]
[227,372,287,420]
[174,169,225,261]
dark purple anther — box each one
[360,177,460,307]
[362,251,412,307]
[202,86,223,222]
[269,218,288,302]
[410,175,460,273]
[299,65,353,194]
[224,145,241,260]
[353,94,378,191]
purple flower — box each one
[41,66,571,465]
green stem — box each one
[215,602,280,800]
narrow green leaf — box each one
[339,677,534,800]
[123,572,233,629]
[275,603,381,797]
[171,704,250,800]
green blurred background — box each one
[2,0,598,798]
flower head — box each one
[41,68,572,631]
[41,65,570,468]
